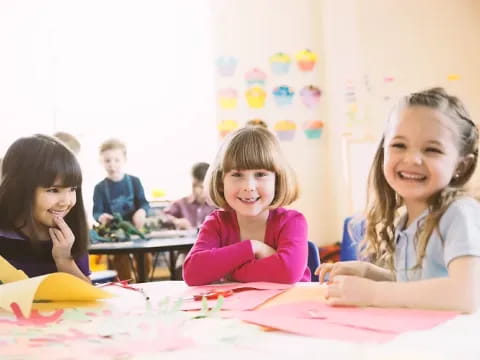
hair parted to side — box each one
[206,126,299,209]
[192,162,209,182]
[362,87,479,271]
[53,131,81,155]
[0,134,89,257]
[99,138,127,156]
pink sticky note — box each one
[181,289,285,311]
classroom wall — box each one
[212,0,480,246]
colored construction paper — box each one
[0,272,113,317]
[181,289,286,311]
[184,281,292,295]
[0,255,28,283]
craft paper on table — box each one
[183,281,292,295]
[0,272,113,317]
[216,56,237,77]
[272,85,294,106]
[269,52,291,75]
[245,86,267,108]
[274,120,296,141]
[217,88,238,109]
[0,255,28,284]
[225,309,396,344]
[300,85,321,108]
[217,119,239,137]
[245,68,266,87]
[295,49,317,71]
[181,289,286,311]
[303,120,324,139]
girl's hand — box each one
[250,240,276,259]
[326,275,376,307]
[173,218,193,230]
[99,213,113,225]
[50,216,75,262]
[315,261,370,283]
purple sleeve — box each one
[75,253,91,276]
[164,200,182,218]
[182,213,255,286]
[231,212,308,283]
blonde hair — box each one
[53,131,81,155]
[99,138,127,156]
[363,87,479,270]
[206,126,299,209]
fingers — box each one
[316,263,334,283]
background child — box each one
[0,134,90,282]
[93,138,150,280]
[183,126,310,285]
[53,131,81,155]
[316,87,480,312]
[165,162,216,230]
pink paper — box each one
[256,301,458,333]
[183,281,292,296]
[181,289,285,311]
[226,310,396,344]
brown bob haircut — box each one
[0,134,88,257]
[206,126,299,209]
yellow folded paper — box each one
[0,255,29,283]
[0,268,114,317]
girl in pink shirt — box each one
[183,126,310,285]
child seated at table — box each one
[93,138,151,281]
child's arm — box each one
[182,214,255,286]
[93,183,109,223]
[326,256,480,313]
[132,176,150,215]
[316,261,395,282]
[230,212,308,284]
[164,200,193,230]
[132,208,147,229]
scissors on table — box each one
[184,289,234,301]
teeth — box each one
[399,172,426,180]
[239,197,258,203]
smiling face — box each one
[223,169,276,220]
[31,180,77,238]
[383,106,463,213]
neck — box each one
[17,221,50,241]
[404,200,428,228]
[236,209,270,229]
[108,173,125,182]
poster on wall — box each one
[303,120,324,139]
[245,68,266,87]
[300,85,321,108]
[274,120,296,141]
[246,86,267,109]
[295,49,317,72]
[272,85,294,106]
[269,52,291,75]
[218,88,238,109]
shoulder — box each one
[94,179,107,189]
[439,197,480,227]
[270,207,306,222]
[0,229,26,241]
[128,174,143,185]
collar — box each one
[396,208,429,241]
[0,229,27,241]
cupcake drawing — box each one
[274,120,296,141]
[217,88,238,109]
[300,85,322,108]
[217,120,239,138]
[295,49,317,72]
[304,120,324,139]
[245,86,267,108]
[245,68,267,87]
[272,85,294,106]
[216,56,238,77]
[269,52,291,75]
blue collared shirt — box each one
[395,197,480,282]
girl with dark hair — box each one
[0,134,90,282]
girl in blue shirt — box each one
[317,88,480,312]
[0,135,90,282]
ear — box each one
[454,154,475,178]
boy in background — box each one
[93,138,151,280]
[165,162,216,230]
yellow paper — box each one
[0,272,114,316]
[0,255,28,283]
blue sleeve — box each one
[439,198,480,266]
[132,176,150,213]
[92,181,108,222]
[75,253,91,276]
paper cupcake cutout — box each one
[269,52,291,75]
[217,120,239,138]
[245,68,267,87]
[272,85,294,106]
[245,86,267,108]
[218,88,238,109]
[304,120,324,139]
[274,120,296,141]
[246,119,268,129]
[216,56,238,77]
[300,85,322,108]
[295,49,317,72]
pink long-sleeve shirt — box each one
[183,207,310,285]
